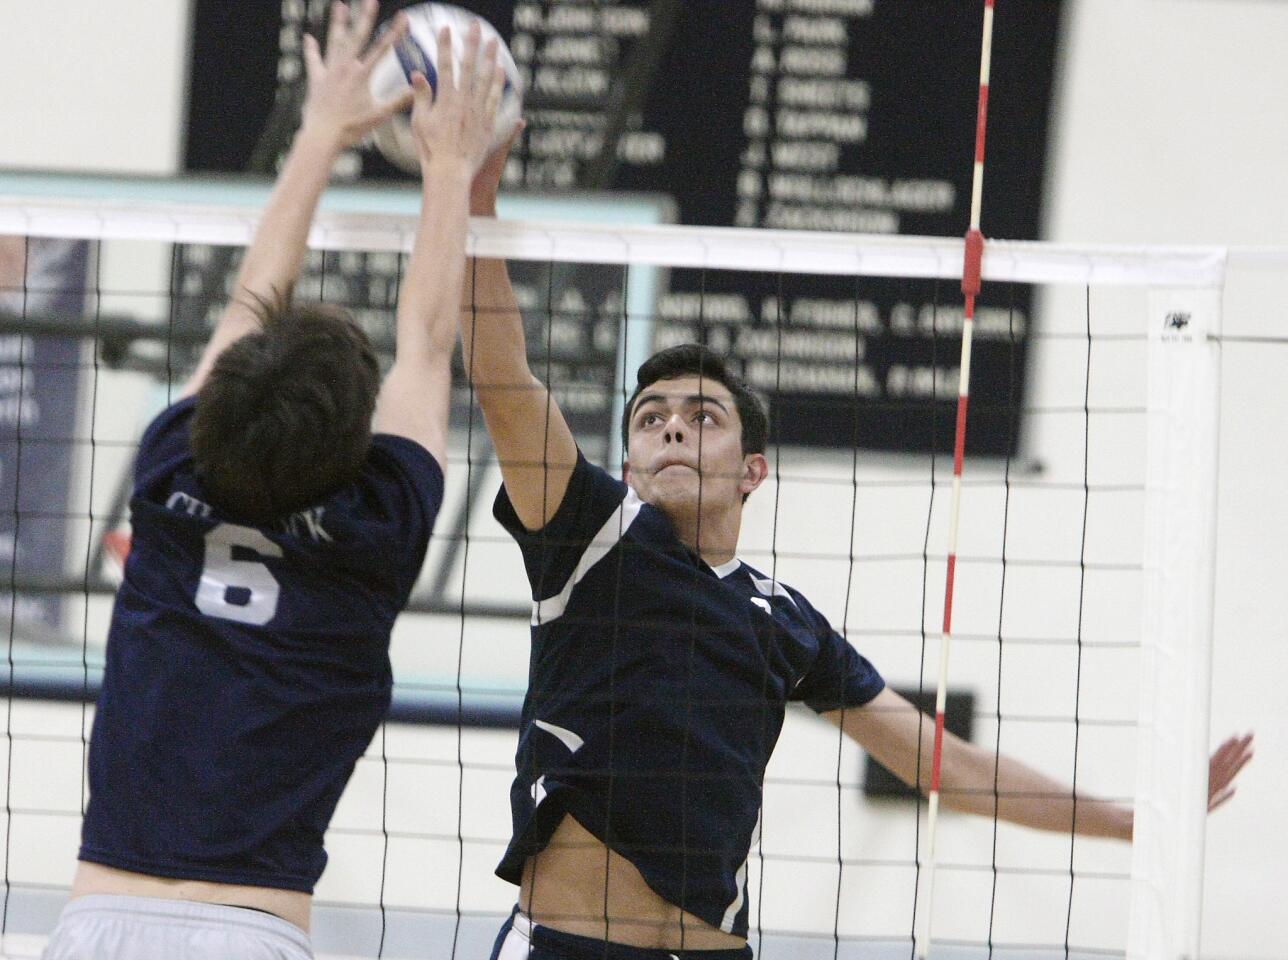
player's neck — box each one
[669,502,741,568]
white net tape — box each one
[0,197,1227,287]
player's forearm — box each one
[395,156,474,361]
[459,219,577,528]
[232,124,344,308]
[940,737,1133,840]
[459,249,534,395]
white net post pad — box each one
[1129,286,1224,960]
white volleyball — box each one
[367,3,523,173]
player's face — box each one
[625,376,752,513]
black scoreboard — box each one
[186,0,1063,456]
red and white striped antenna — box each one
[918,1,995,956]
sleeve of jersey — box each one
[363,435,446,591]
[132,396,199,501]
[790,596,886,713]
[492,451,629,604]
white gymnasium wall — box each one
[1,0,1285,957]
[1045,3,1288,957]
[0,2,191,175]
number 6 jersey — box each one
[80,396,444,892]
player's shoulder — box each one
[368,432,445,496]
[730,561,822,615]
[140,394,198,447]
[494,446,628,535]
[568,447,622,489]
[732,560,803,596]
[134,396,200,498]
[309,432,445,540]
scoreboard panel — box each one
[185,0,1064,454]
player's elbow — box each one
[471,371,546,420]
[458,330,533,384]
[937,740,999,815]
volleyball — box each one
[367,3,523,173]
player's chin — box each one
[639,475,688,510]
[651,474,724,511]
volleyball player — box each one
[460,143,1254,958]
[42,6,507,959]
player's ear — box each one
[740,453,769,497]
[622,459,632,484]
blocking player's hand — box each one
[408,21,506,175]
[301,0,413,148]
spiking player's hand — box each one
[301,0,414,148]
[408,21,506,175]
[1207,732,1254,813]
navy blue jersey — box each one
[493,453,884,938]
[80,396,443,892]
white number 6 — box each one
[195,523,283,626]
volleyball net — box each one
[0,184,1228,959]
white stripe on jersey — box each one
[720,810,761,933]
[533,719,585,753]
[530,721,584,807]
[750,575,799,609]
[531,489,645,624]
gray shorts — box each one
[42,894,313,960]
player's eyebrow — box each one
[634,392,730,417]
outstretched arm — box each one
[460,124,578,531]
[182,0,411,399]
[372,22,507,465]
[826,687,1254,840]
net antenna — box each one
[917,0,996,955]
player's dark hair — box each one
[622,343,768,456]
[190,296,380,525]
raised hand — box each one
[408,20,506,174]
[300,0,414,148]
[1207,732,1254,812]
